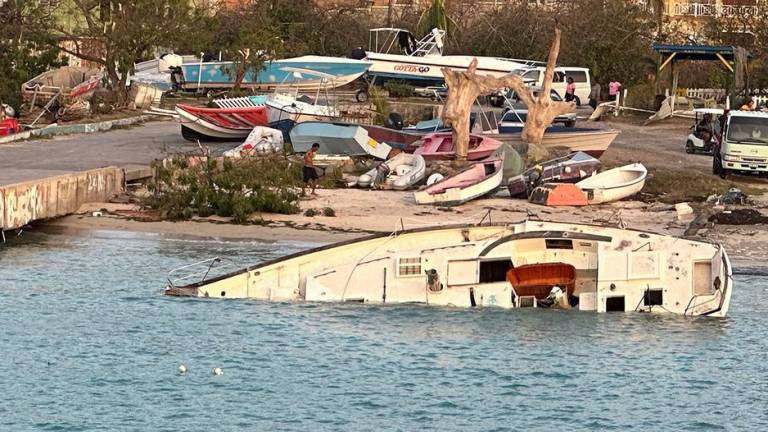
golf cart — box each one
[686,108,724,154]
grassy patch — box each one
[643,169,764,203]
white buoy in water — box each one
[212,367,223,376]
[178,364,188,374]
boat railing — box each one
[683,289,723,317]
[167,257,239,288]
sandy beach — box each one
[12,114,768,264]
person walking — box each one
[302,143,321,196]
[588,81,602,110]
[564,77,576,103]
[609,80,622,99]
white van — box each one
[714,110,768,178]
[514,66,592,106]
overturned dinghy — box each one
[529,163,647,206]
[413,157,504,206]
[576,163,648,204]
[164,219,732,317]
[357,153,426,190]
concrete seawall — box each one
[1,167,125,232]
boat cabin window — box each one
[397,257,423,277]
[643,289,663,306]
[552,71,565,82]
[605,296,625,312]
[479,259,512,283]
[566,71,588,83]
[545,239,573,250]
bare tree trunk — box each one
[386,0,395,27]
[441,27,574,160]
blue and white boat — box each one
[133,55,371,92]
[181,56,371,91]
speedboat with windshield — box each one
[363,28,543,86]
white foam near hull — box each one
[165,220,733,318]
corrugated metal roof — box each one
[652,44,752,60]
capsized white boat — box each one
[164,219,732,317]
[576,163,647,204]
[290,122,393,159]
[414,157,504,206]
[357,152,426,190]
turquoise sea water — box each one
[1,229,766,431]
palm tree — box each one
[418,0,448,35]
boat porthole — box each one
[610,283,616,291]
[639,233,650,239]
[221,291,226,297]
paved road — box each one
[0,120,235,186]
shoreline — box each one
[28,189,768,267]
[33,209,768,270]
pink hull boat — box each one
[414,132,502,161]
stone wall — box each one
[0,167,125,231]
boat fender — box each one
[426,173,444,186]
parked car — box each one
[501,87,577,127]
[512,66,592,106]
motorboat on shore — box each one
[265,67,340,123]
[175,103,269,141]
[507,152,601,197]
[414,133,502,160]
[357,152,426,190]
[164,219,732,318]
[135,55,371,92]
[364,28,541,86]
[414,157,504,205]
[289,121,393,159]
[486,129,619,158]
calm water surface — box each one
[0,230,766,431]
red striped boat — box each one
[175,103,269,141]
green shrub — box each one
[383,80,415,98]
[145,154,303,223]
[322,207,336,217]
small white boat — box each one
[357,153,426,190]
[265,67,341,123]
[414,157,504,206]
[164,219,732,317]
[576,163,647,204]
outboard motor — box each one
[398,31,416,55]
[385,112,404,130]
[350,46,366,60]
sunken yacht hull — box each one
[165,220,732,317]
